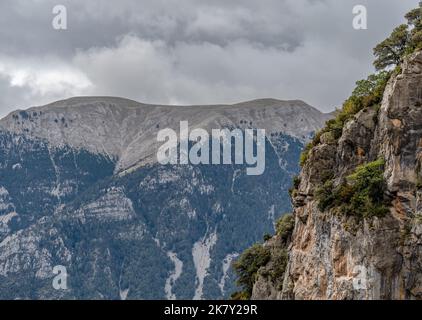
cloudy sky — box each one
[0,0,419,116]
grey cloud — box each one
[0,75,31,112]
[0,0,419,116]
[0,0,308,56]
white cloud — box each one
[0,0,419,116]
[70,34,364,109]
[0,56,92,111]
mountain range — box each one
[0,97,330,299]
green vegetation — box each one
[289,176,301,196]
[373,24,409,70]
[374,8,422,70]
[374,6,422,70]
[300,6,422,168]
[269,249,288,290]
[232,244,271,299]
[263,234,272,241]
[293,176,301,189]
[415,213,422,224]
[299,71,391,167]
[299,142,313,166]
[232,6,421,299]
[275,213,295,241]
[230,291,250,300]
[316,159,389,219]
[232,214,295,300]
[406,7,422,51]
[316,179,337,212]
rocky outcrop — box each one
[251,235,289,299]
[252,50,422,300]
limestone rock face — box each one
[252,50,422,300]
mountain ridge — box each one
[3,96,325,112]
[0,97,331,173]
[0,94,331,299]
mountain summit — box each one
[0,97,329,299]
[0,98,330,173]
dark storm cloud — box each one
[0,0,419,116]
[0,0,310,55]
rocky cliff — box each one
[251,50,422,300]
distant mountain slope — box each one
[0,97,330,172]
[0,97,330,299]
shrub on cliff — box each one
[288,176,301,197]
[270,249,288,290]
[300,5,421,168]
[232,244,271,299]
[299,71,390,167]
[316,159,389,219]
[276,213,295,241]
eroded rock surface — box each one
[252,50,422,300]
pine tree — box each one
[373,24,409,70]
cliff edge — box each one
[251,50,422,300]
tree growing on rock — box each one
[373,24,409,70]
[406,6,422,50]
[373,5,422,71]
